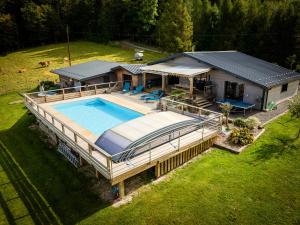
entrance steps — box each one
[193,97,213,108]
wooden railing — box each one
[25,81,123,104]
[161,96,223,123]
[24,93,113,179]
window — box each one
[281,83,288,92]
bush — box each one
[233,117,247,127]
[228,127,254,146]
[245,116,261,130]
[40,80,59,90]
[233,116,261,130]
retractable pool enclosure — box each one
[95,112,206,162]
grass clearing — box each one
[0,41,165,95]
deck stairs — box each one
[193,97,213,108]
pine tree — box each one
[157,0,193,52]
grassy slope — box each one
[0,42,299,224]
[0,41,165,94]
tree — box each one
[288,94,300,138]
[0,14,18,54]
[157,0,193,52]
[220,103,233,128]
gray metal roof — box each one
[111,64,145,75]
[151,51,300,88]
[51,60,120,81]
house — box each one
[52,60,145,88]
[141,51,300,110]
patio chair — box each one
[140,90,162,100]
[130,85,144,95]
[144,91,164,102]
[122,82,131,93]
[267,101,277,111]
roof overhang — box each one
[141,62,212,78]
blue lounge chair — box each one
[122,82,131,93]
[131,85,144,95]
[140,90,162,100]
[144,92,164,102]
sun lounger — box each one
[131,85,144,95]
[144,92,164,102]
[140,90,162,100]
[122,82,131,93]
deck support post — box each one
[155,162,161,178]
[96,170,101,179]
[79,156,87,167]
[118,181,125,198]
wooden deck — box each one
[23,83,222,195]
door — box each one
[224,81,238,99]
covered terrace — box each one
[141,61,212,98]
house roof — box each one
[150,51,300,89]
[141,62,211,77]
[51,60,120,81]
[111,64,145,75]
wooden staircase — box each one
[193,97,213,108]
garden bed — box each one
[214,126,265,153]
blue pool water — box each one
[53,98,142,135]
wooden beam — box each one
[118,181,125,198]
[162,75,166,92]
[143,72,146,88]
[189,77,194,98]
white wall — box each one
[267,80,299,105]
[209,70,264,110]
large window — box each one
[281,83,288,93]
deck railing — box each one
[25,81,123,104]
[161,96,223,121]
[23,82,223,181]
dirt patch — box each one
[8,100,23,105]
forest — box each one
[0,0,299,69]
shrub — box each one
[40,80,59,90]
[245,116,261,130]
[233,117,247,127]
[233,116,261,130]
[228,127,254,146]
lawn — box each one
[0,42,299,225]
[0,41,165,95]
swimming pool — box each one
[53,98,142,136]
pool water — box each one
[53,98,142,136]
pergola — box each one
[141,62,212,98]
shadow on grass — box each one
[0,192,16,225]
[251,136,298,162]
[0,113,110,224]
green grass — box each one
[0,41,165,95]
[0,93,299,225]
[0,42,299,224]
